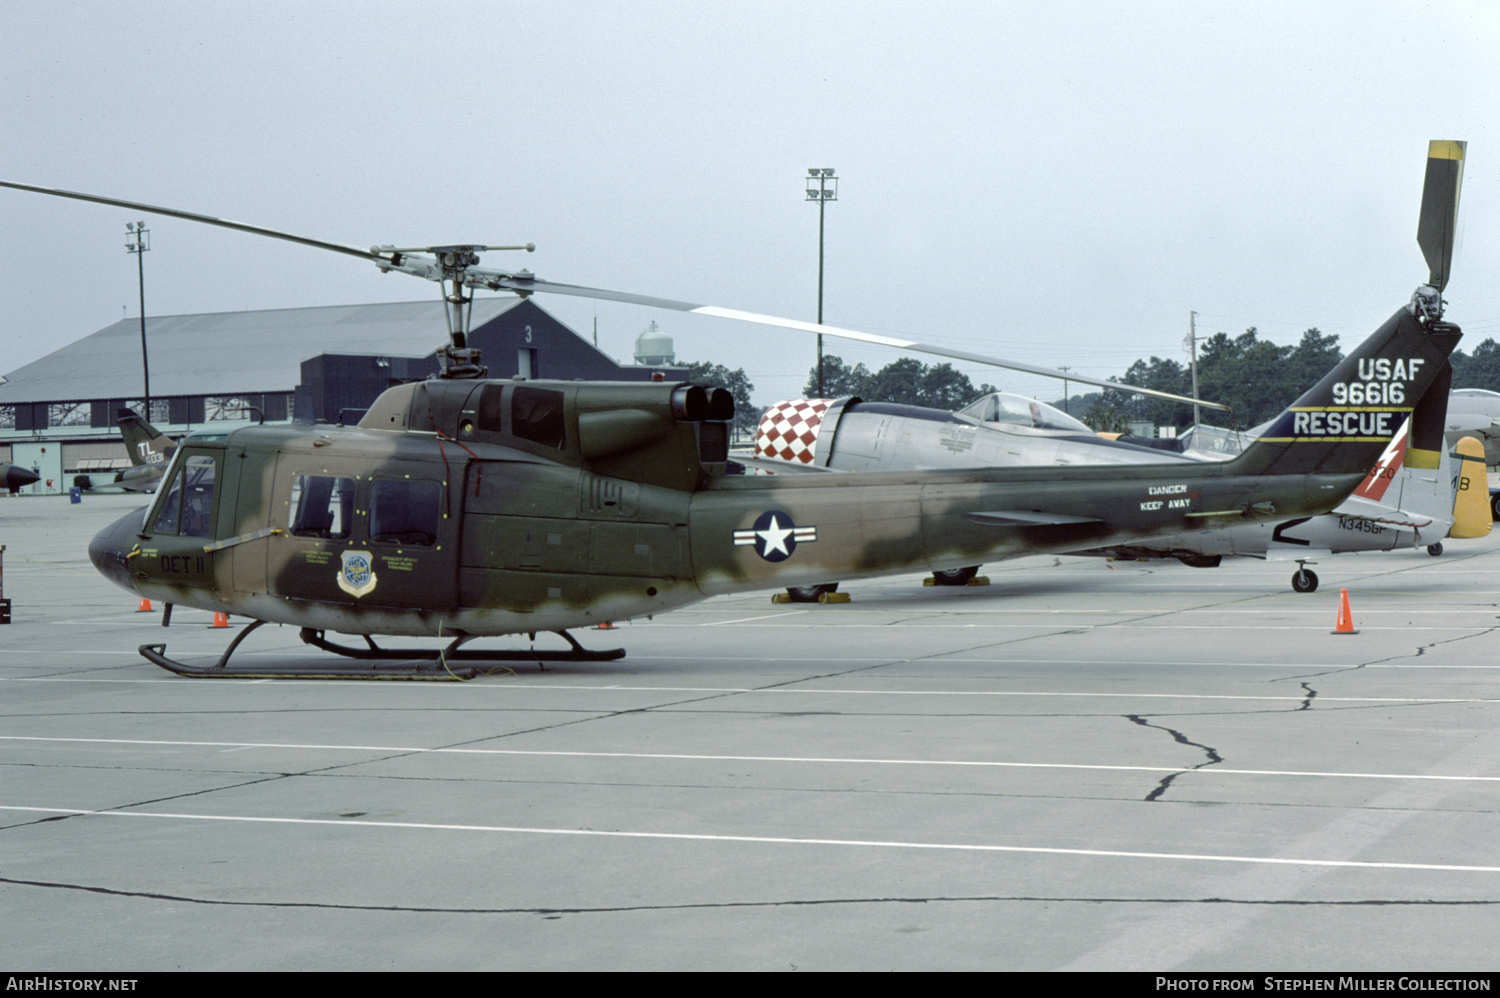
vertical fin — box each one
[117,408,174,467]
[1227,309,1460,478]
[1449,436,1492,539]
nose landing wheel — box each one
[1284,564,1320,588]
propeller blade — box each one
[1416,140,1465,291]
[0,180,382,262]
[489,274,1231,411]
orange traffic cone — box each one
[1332,588,1357,635]
[210,611,230,629]
[136,598,153,613]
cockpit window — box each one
[1177,423,1251,456]
[957,393,1092,433]
[152,453,218,537]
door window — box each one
[288,475,356,539]
[369,479,441,546]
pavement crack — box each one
[3,876,1494,913]
[1125,714,1223,802]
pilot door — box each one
[268,459,458,611]
[140,448,223,590]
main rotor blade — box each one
[490,275,1231,411]
[4,178,1227,410]
[1416,140,1465,291]
[0,180,382,262]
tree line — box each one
[1076,330,1500,433]
[801,355,997,409]
[687,330,1500,438]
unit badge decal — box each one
[733,510,817,562]
[337,550,378,598]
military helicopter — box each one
[0,142,1465,678]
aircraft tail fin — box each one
[1449,436,1492,538]
[1348,366,1457,523]
[1224,305,1461,479]
[117,408,174,467]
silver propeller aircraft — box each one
[1446,388,1500,467]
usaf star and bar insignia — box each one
[733,510,817,562]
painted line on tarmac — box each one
[5,736,1498,783]
[4,804,1499,873]
[410,684,1500,704]
[703,610,810,625]
[8,659,1500,684]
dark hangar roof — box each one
[0,299,525,405]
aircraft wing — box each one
[1263,546,1335,563]
[962,510,1104,527]
[729,452,838,475]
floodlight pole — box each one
[805,168,837,396]
[125,221,151,415]
[1185,310,1201,428]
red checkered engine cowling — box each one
[756,398,832,464]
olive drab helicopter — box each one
[0,141,1466,679]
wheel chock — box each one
[772,592,793,604]
[966,576,990,586]
[817,591,851,603]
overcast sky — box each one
[3,0,1497,408]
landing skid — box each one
[138,622,625,680]
[299,628,626,663]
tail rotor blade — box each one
[1417,140,1465,291]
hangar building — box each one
[0,298,686,494]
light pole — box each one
[805,168,837,396]
[125,221,151,418]
[1184,310,1201,429]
